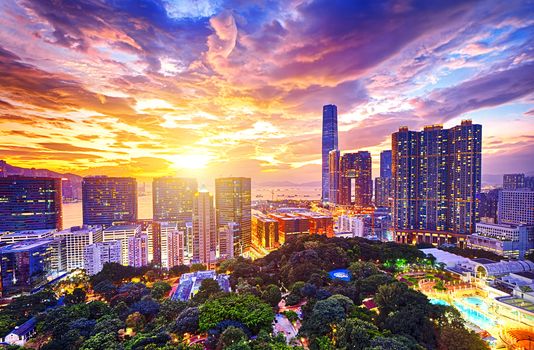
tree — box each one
[194,278,222,303]
[333,318,379,350]
[199,293,274,334]
[91,315,124,336]
[299,297,347,339]
[81,332,121,350]
[348,261,380,280]
[217,326,248,349]
[65,287,86,305]
[175,307,200,334]
[151,281,172,300]
[261,284,282,307]
[125,311,145,332]
[190,263,206,272]
[169,264,190,277]
[130,299,160,318]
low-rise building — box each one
[84,241,122,275]
[102,224,141,266]
[54,225,103,270]
[467,223,534,259]
[0,229,56,243]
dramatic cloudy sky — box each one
[0,0,533,184]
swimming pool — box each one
[454,298,496,331]
[429,298,450,306]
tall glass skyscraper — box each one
[328,150,341,204]
[152,177,197,223]
[82,176,137,227]
[380,150,392,178]
[0,176,62,232]
[322,104,338,202]
[392,120,482,245]
[215,177,251,254]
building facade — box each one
[380,150,392,178]
[375,150,393,207]
[215,177,251,254]
[102,224,141,266]
[152,177,197,223]
[503,173,525,190]
[54,225,103,270]
[467,223,534,259]
[193,187,217,265]
[328,150,341,205]
[167,230,185,268]
[322,104,338,202]
[338,151,372,206]
[218,223,237,260]
[82,176,137,227]
[127,233,148,267]
[392,121,482,244]
[498,189,534,225]
[0,240,54,296]
[252,214,280,251]
[0,176,62,232]
[84,241,122,275]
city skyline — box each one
[0,1,533,183]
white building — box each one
[84,241,122,275]
[128,234,148,267]
[337,215,364,237]
[498,189,534,225]
[159,221,179,269]
[467,223,534,259]
[54,225,103,270]
[192,186,217,265]
[0,229,56,243]
[102,224,141,265]
[167,230,185,268]
[219,222,236,260]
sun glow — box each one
[167,153,214,169]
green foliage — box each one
[261,284,282,307]
[151,281,172,300]
[199,293,275,334]
[190,263,207,272]
[218,326,248,349]
[282,310,299,323]
[193,278,223,303]
[81,332,121,350]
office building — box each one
[128,234,148,267]
[0,240,53,296]
[0,229,56,243]
[328,150,341,205]
[503,174,525,190]
[82,176,137,227]
[322,104,338,202]
[467,223,534,259]
[167,230,185,268]
[498,189,534,225]
[337,215,364,237]
[0,176,62,232]
[252,214,280,251]
[215,177,251,254]
[84,241,122,275]
[102,224,141,266]
[54,225,103,270]
[152,177,197,223]
[380,150,392,178]
[193,186,217,265]
[479,188,501,223]
[392,121,482,245]
[219,223,236,259]
[375,150,393,207]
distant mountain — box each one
[0,160,82,201]
[256,180,321,187]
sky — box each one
[0,0,533,185]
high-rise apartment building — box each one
[392,121,482,245]
[128,233,148,267]
[215,177,251,254]
[54,225,103,270]
[84,241,122,275]
[479,188,500,223]
[193,186,217,265]
[503,173,525,190]
[219,223,237,259]
[0,176,62,231]
[322,104,338,202]
[152,177,197,223]
[328,150,341,205]
[82,176,137,227]
[337,152,372,206]
[102,224,141,266]
[498,189,534,225]
[167,230,185,268]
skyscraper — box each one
[498,189,534,225]
[322,104,338,202]
[215,177,251,254]
[128,233,148,267]
[193,186,217,265]
[54,225,103,271]
[0,176,62,231]
[152,177,197,223]
[380,150,392,178]
[328,150,341,205]
[353,151,373,207]
[503,173,525,190]
[392,120,482,245]
[167,229,185,268]
[84,241,122,275]
[82,176,137,227]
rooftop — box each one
[0,239,53,253]
[103,224,140,232]
[0,229,56,237]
